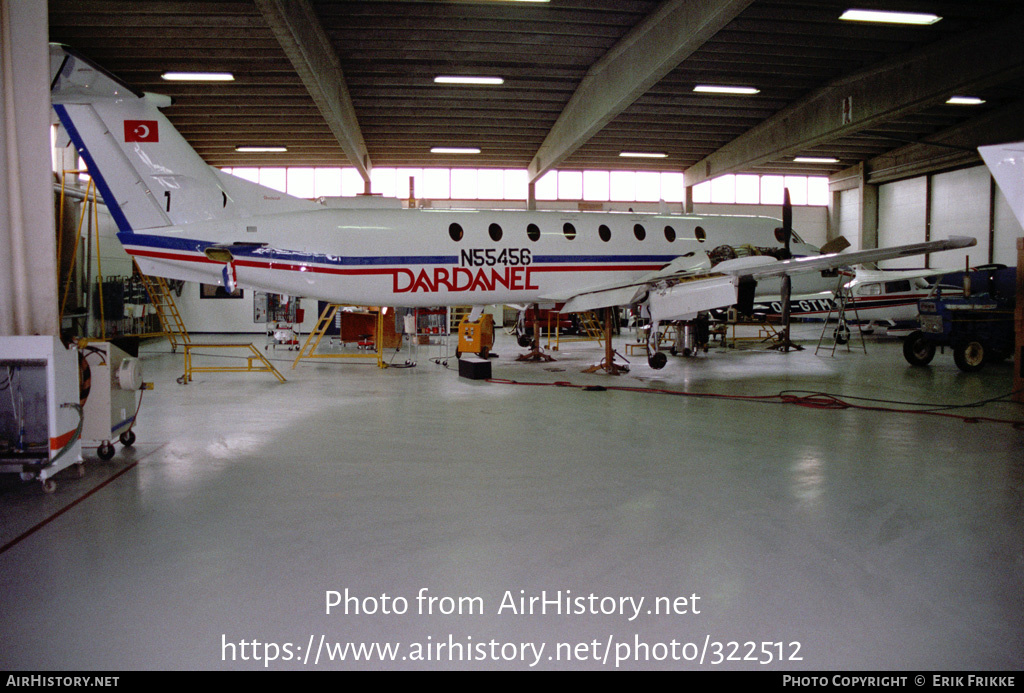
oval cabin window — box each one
[694,226,706,243]
[563,223,577,240]
[449,223,464,242]
[598,224,611,242]
[634,224,646,241]
[527,223,540,242]
[489,223,503,242]
[664,225,676,242]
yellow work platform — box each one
[180,343,286,384]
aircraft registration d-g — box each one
[49,44,973,368]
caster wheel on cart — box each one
[97,442,116,460]
[42,479,57,494]
[120,430,136,447]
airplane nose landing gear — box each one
[648,351,667,369]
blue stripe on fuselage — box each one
[120,233,678,267]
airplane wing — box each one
[561,236,976,321]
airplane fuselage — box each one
[125,207,833,308]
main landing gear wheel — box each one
[833,323,850,345]
[120,430,136,447]
[902,330,935,366]
[953,339,986,373]
[97,441,116,460]
[648,352,668,370]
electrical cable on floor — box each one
[485,378,1024,429]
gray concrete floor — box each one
[1,324,1021,671]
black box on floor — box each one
[458,356,492,380]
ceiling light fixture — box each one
[946,96,986,106]
[162,71,235,82]
[434,76,505,86]
[235,146,287,153]
[620,151,668,158]
[794,157,839,164]
[693,85,760,95]
[839,9,941,25]
[431,147,481,154]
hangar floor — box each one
[1,324,1022,671]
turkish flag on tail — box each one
[124,120,159,142]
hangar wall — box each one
[842,164,1022,270]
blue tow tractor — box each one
[902,266,1016,372]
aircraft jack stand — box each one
[770,328,805,352]
[582,308,628,375]
[516,305,556,362]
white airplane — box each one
[48,44,974,369]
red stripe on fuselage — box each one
[125,248,662,276]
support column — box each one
[0,0,58,336]
[1014,237,1022,403]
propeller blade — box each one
[782,187,792,232]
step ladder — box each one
[449,306,472,333]
[552,310,605,350]
[135,261,191,352]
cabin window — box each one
[449,223,463,242]
[489,223,503,242]
[694,226,706,243]
[563,222,576,240]
[598,224,611,242]
[527,223,540,242]
[633,224,646,241]
[885,280,912,293]
[664,225,676,242]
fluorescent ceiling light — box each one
[839,9,941,25]
[434,76,505,86]
[794,157,839,164]
[694,85,760,95]
[620,151,667,159]
[235,146,287,153]
[946,96,986,105]
[162,71,234,81]
[431,147,481,154]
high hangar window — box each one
[219,167,828,206]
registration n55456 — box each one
[460,248,532,267]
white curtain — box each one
[0,0,57,336]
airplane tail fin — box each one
[49,44,317,234]
[979,141,1024,230]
